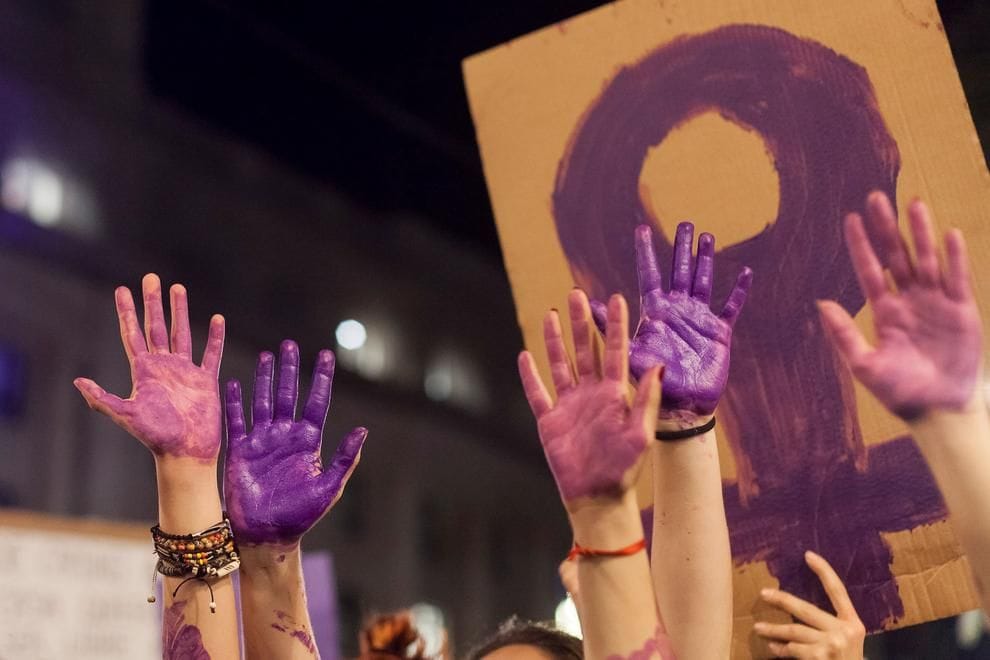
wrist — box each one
[154,459,222,533]
[567,491,644,550]
[657,410,714,432]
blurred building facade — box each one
[0,0,570,653]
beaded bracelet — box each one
[148,516,240,613]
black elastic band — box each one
[655,416,716,441]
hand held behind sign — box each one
[820,191,990,611]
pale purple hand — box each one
[591,223,752,420]
[73,274,225,460]
[518,291,661,509]
[818,192,983,420]
[224,340,367,546]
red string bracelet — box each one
[567,538,647,562]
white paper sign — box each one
[0,525,160,659]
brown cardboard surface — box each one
[464,0,987,657]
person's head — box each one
[467,617,583,660]
[358,610,430,660]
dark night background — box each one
[0,1,987,657]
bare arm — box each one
[593,224,752,659]
[519,291,674,659]
[75,275,239,659]
[224,341,367,659]
[819,192,989,608]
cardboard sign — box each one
[463,0,988,656]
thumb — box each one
[73,377,129,419]
[318,427,368,507]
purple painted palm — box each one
[73,275,225,461]
[593,223,752,420]
[224,340,367,546]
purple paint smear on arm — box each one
[273,609,319,655]
[604,625,676,660]
[163,600,211,660]
[225,340,367,545]
[553,24,947,631]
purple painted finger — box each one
[603,294,629,381]
[568,290,599,379]
[589,299,608,336]
[115,286,147,360]
[142,274,170,353]
[670,222,695,292]
[635,224,663,294]
[719,267,753,326]
[319,427,368,504]
[225,379,247,441]
[200,314,225,373]
[693,232,715,303]
[944,229,972,302]
[302,350,335,428]
[844,213,887,301]
[544,310,575,395]
[169,284,193,358]
[518,351,553,419]
[73,377,128,418]
[907,199,940,288]
[274,340,300,419]
[867,192,913,289]
[253,351,275,425]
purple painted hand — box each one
[73,274,225,461]
[224,340,367,546]
[591,224,752,422]
[518,291,661,510]
[819,192,983,420]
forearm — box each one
[910,400,990,608]
[569,494,674,660]
[650,421,732,660]
[239,543,319,659]
[156,458,240,660]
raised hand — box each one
[818,192,983,420]
[518,290,661,510]
[755,551,866,660]
[224,340,367,546]
[73,274,225,460]
[592,223,752,422]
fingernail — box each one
[753,622,767,632]
[760,588,774,598]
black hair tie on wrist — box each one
[656,416,716,441]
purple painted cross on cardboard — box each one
[552,24,947,631]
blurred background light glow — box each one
[335,319,367,350]
[555,595,582,639]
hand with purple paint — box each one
[519,290,672,660]
[818,192,983,420]
[224,340,367,546]
[74,273,226,460]
[519,291,662,510]
[592,223,752,425]
[74,275,239,659]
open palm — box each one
[593,224,751,417]
[224,341,367,545]
[519,291,660,510]
[74,275,225,460]
[819,193,982,420]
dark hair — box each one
[358,610,430,660]
[466,617,583,660]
